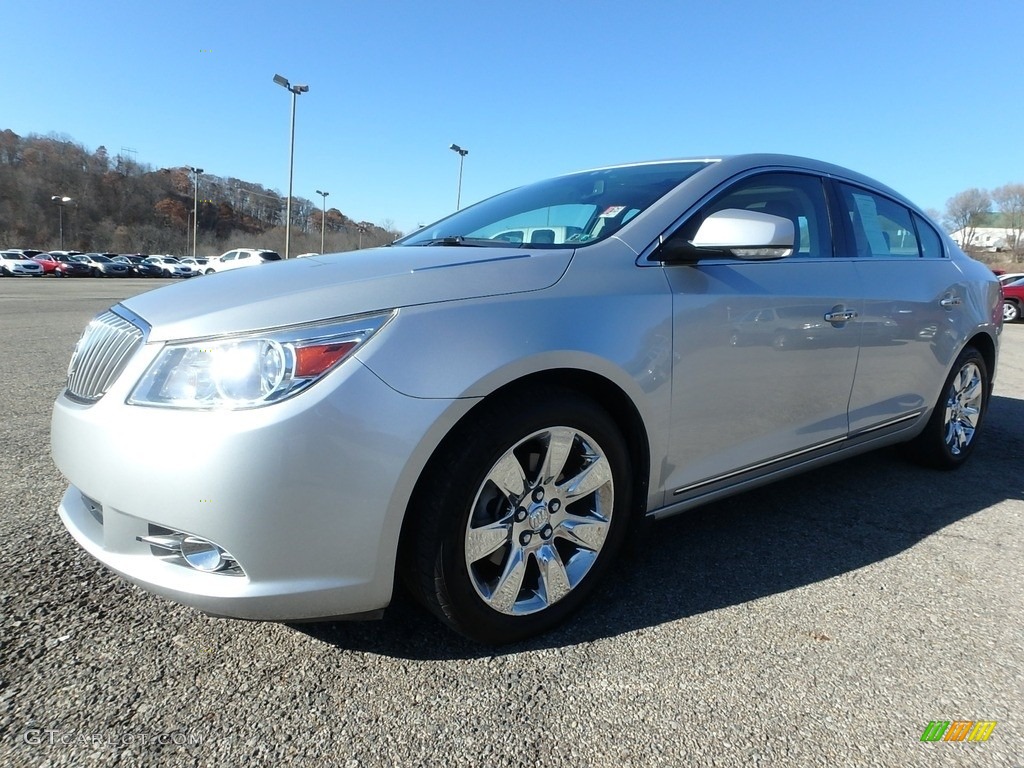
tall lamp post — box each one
[273,73,309,259]
[51,196,72,250]
[449,144,468,210]
[189,167,203,258]
[316,189,329,254]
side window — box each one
[239,253,251,260]
[223,252,236,262]
[837,184,920,258]
[674,172,832,258]
[913,213,944,259]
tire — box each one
[904,346,989,470]
[1004,300,1020,323]
[404,389,632,644]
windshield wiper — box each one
[413,236,517,247]
[416,236,476,247]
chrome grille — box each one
[66,309,145,402]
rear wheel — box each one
[904,347,989,469]
[405,389,632,644]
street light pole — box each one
[274,74,309,259]
[189,167,203,259]
[50,195,72,250]
[449,144,468,210]
[316,189,329,254]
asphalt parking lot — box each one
[0,277,1020,767]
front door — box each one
[661,171,862,495]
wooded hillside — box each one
[0,129,401,255]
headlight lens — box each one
[128,311,394,409]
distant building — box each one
[949,227,1021,252]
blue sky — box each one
[4,0,1022,234]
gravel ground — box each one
[0,278,1020,767]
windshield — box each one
[397,161,712,249]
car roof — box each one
[548,154,918,216]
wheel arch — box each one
[396,367,652,567]
[964,330,997,394]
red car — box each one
[1003,277,1024,323]
[32,253,66,276]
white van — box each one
[489,225,581,245]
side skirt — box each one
[647,412,924,521]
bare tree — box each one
[992,183,1024,262]
[944,188,991,251]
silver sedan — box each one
[51,154,1002,643]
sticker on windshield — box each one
[599,206,626,218]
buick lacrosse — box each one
[52,154,1001,643]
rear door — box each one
[831,182,965,434]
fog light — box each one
[138,528,243,576]
[181,536,225,572]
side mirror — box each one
[661,208,796,262]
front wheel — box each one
[405,390,632,644]
[903,347,989,469]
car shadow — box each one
[291,393,1023,659]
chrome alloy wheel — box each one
[943,361,983,456]
[463,426,614,616]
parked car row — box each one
[1,248,283,278]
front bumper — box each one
[52,348,465,621]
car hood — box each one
[123,246,573,342]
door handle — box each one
[940,295,962,309]
[824,309,858,323]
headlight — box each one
[128,311,394,409]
